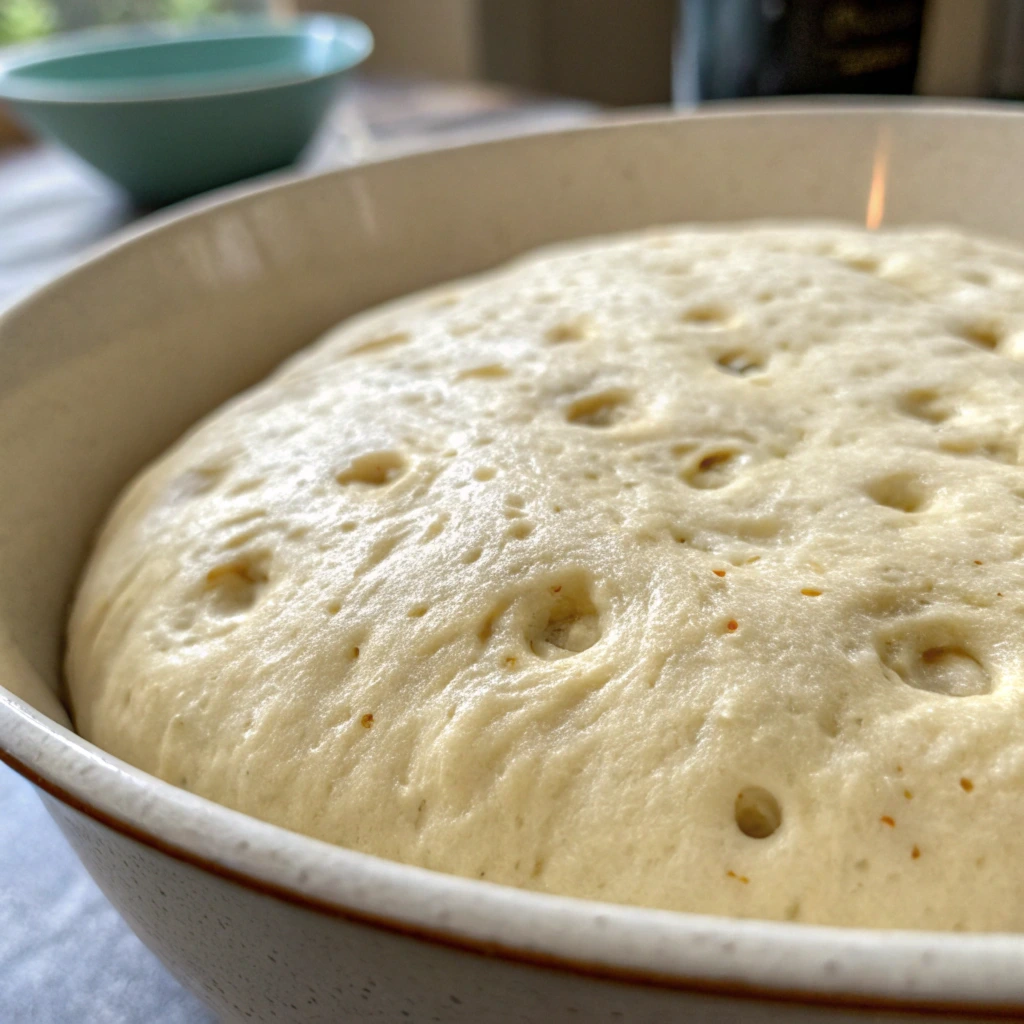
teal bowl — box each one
[0,16,373,206]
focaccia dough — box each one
[67,223,1024,930]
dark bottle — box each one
[677,0,928,102]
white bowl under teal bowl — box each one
[0,16,373,206]
[2,105,1024,1022]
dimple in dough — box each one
[67,223,1024,931]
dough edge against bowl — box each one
[64,217,1024,933]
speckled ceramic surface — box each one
[2,105,1024,1022]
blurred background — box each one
[3,0,1024,110]
[3,0,1024,157]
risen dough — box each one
[67,223,1024,930]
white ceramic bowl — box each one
[2,105,1024,1023]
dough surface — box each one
[67,223,1024,930]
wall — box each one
[297,0,482,80]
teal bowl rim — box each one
[0,14,373,105]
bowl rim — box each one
[0,14,374,105]
[3,102,1024,1017]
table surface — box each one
[0,76,593,1023]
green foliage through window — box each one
[0,0,58,45]
[0,0,225,47]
